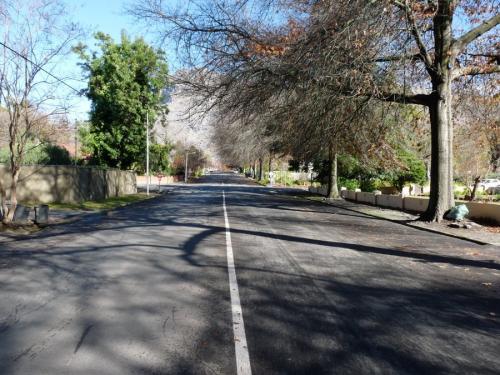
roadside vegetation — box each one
[129,0,499,221]
[1,1,498,224]
[48,193,156,212]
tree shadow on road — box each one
[0,184,499,374]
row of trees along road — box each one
[130,0,499,222]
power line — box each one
[0,41,82,94]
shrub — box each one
[338,177,359,190]
[0,143,72,165]
[391,149,426,190]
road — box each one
[0,173,499,374]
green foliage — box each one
[193,168,204,178]
[390,149,427,190]
[338,154,363,178]
[49,193,154,211]
[0,148,11,164]
[275,172,295,186]
[76,121,95,157]
[0,143,72,165]
[150,143,172,175]
[338,177,359,190]
[314,150,426,192]
[75,32,169,170]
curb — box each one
[301,196,491,246]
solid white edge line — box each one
[223,190,252,375]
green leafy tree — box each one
[391,149,427,192]
[150,143,172,175]
[74,32,169,169]
[0,143,72,165]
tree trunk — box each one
[469,176,481,201]
[0,181,7,222]
[421,82,455,221]
[258,158,263,181]
[421,4,455,222]
[268,154,272,177]
[3,167,20,223]
[326,146,339,199]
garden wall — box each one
[313,186,500,224]
[0,164,136,204]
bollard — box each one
[13,205,30,223]
[35,205,49,224]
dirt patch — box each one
[0,222,43,235]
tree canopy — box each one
[130,0,499,221]
[74,32,170,170]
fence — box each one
[0,164,137,204]
[309,186,500,224]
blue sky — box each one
[64,0,175,120]
[75,1,130,41]
[64,1,133,120]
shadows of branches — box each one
[0,176,498,374]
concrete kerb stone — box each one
[342,189,500,225]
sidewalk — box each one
[305,196,500,246]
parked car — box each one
[486,186,500,195]
[477,178,500,192]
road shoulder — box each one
[301,195,499,246]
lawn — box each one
[48,193,157,211]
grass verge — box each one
[48,193,157,211]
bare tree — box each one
[454,83,500,199]
[0,0,81,223]
[131,0,499,221]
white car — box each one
[478,178,500,191]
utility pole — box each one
[146,112,150,196]
[184,151,189,183]
[74,119,78,166]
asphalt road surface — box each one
[0,173,499,374]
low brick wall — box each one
[321,186,500,224]
[376,194,404,210]
[404,197,429,212]
[308,186,328,196]
[346,190,357,200]
[308,186,318,194]
[465,201,500,223]
[0,164,136,204]
[356,192,377,205]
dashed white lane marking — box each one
[222,190,252,375]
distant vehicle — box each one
[487,186,500,195]
[478,178,500,191]
[232,169,239,174]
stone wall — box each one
[0,164,137,204]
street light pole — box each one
[74,118,78,166]
[184,151,189,183]
[146,112,150,196]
